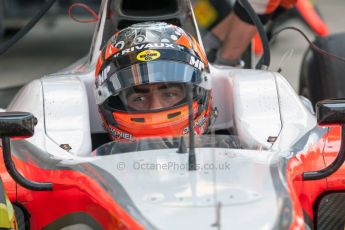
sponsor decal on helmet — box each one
[182,114,207,135]
[137,50,161,62]
[190,56,205,71]
[114,41,125,50]
[134,35,146,44]
[96,65,111,87]
[108,126,133,141]
[112,43,178,58]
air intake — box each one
[121,0,178,16]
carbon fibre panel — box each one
[317,193,345,230]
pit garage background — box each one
[0,0,344,108]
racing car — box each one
[0,0,345,229]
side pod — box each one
[303,98,345,180]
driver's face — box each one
[126,83,185,111]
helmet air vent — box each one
[168,112,181,119]
[131,117,145,123]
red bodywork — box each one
[286,125,343,229]
[0,152,144,230]
[0,125,343,229]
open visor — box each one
[95,60,206,105]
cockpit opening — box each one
[121,0,178,17]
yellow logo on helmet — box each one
[137,50,161,61]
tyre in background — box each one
[299,33,345,106]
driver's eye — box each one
[133,96,146,102]
[164,92,177,98]
[127,94,150,110]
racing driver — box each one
[94,22,214,142]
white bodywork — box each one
[89,147,282,230]
[6,61,316,230]
[210,65,316,151]
[6,0,316,156]
[7,64,316,156]
[4,0,317,228]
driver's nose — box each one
[149,95,164,110]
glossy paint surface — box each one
[0,149,144,230]
[286,125,343,228]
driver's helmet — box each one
[95,22,212,142]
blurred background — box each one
[0,0,344,108]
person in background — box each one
[203,0,298,66]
